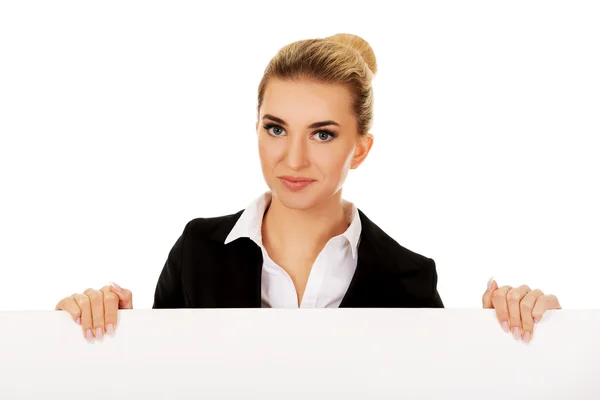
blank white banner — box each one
[0,308,598,399]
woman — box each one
[55,33,561,344]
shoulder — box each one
[181,210,244,243]
[354,208,444,308]
[357,209,435,271]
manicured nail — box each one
[106,323,114,334]
[487,276,494,291]
[76,317,81,325]
[501,321,510,332]
[95,327,103,338]
[85,329,93,341]
[110,281,122,290]
[513,327,521,340]
[523,331,531,344]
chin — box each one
[271,188,320,210]
[270,182,327,210]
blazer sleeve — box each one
[152,222,189,309]
[429,258,445,308]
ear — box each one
[350,133,374,169]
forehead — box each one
[261,78,354,126]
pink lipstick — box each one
[278,176,316,192]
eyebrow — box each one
[263,114,340,129]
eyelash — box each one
[262,123,337,142]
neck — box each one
[262,192,349,258]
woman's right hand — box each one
[55,282,133,341]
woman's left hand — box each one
[482,278,561,344]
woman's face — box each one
[256,78,373,210]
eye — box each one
[263,123,286,136]
[313,130,337,142]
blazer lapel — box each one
[209,211,263,308]
[218,237,263,308]
[339,209,400,308]
[339,210,382,307]
[340,209,440,308]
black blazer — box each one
[152,208,444,309]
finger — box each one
[491,285,513,333]
[100,286,120,335]
[84,288,105,339]
[109,282,133,309]
[55,296,82,324]
[520,289,545,343]
[531,294,561,322]
[507,285,531,340]
[73,293,93,341]
[482,277,498,308]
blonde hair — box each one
[257,33,377,136]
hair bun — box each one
[326,33,377,76]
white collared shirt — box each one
[224,192,362,308]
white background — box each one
[0,1,598,311]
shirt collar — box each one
[224,192,362,259]
[224,192,270,247]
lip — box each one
[279,176,316,183]
[278,176,316,192]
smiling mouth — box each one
[278,176,316,191]
[278,176,316,183]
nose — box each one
[284,135,310,170]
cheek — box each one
[314,145,353,180]
[258,136,282,169]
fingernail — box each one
[85,329,93,341]
[76,317,81,325]
[95,327,103,339]
[106,323,114,335]
[487,276,494,291]
[501,321,510,332]
[110,281,122,290]
[534,317,541,323]
[523,331,531,344]
[513,326,521,340]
